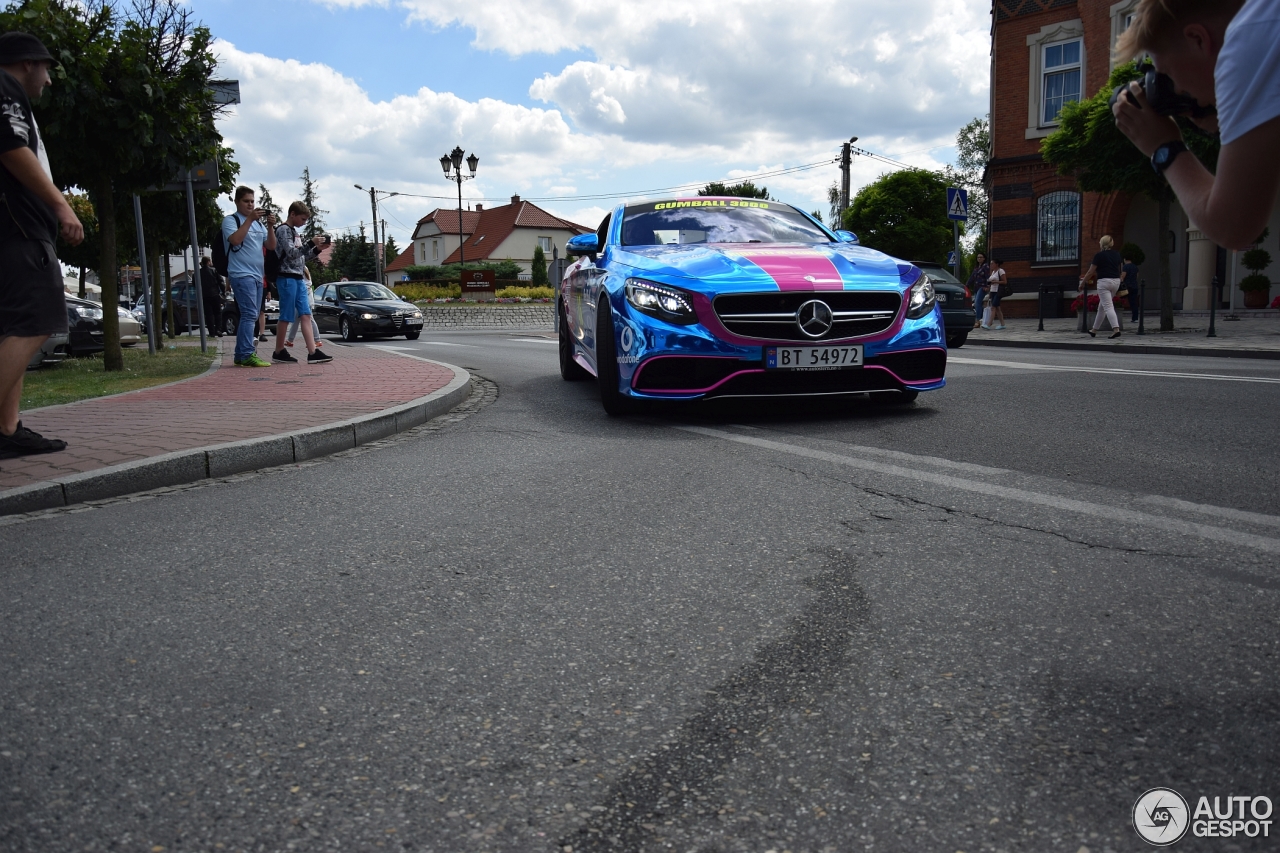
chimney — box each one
[476,204,483,212]
[511,194,521,205]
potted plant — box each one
[1240,245,1272,309]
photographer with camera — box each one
[222,186,277,367]
[270,201,331,364]
[1111,0,1280,251]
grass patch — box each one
[21,345,218,410]
[495,286,554,299]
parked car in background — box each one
[909,261,971,349]
[221,292,279,336]
[117,304,141,346]
[65,295,105,356]
[26,332,69,369]
[313,282,422,341]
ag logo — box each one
[619,325,635,353]
[1134,788,1190,846]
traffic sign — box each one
[152,160,219,194]
[946,251,957,266]
[946,187,968,221]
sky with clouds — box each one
[192,0,991,249]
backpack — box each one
[211,213,241,278]
[264,237,281,284]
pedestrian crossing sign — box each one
[947,187,968,221]
[946,251,957,266]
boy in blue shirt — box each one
[221,186,276,366]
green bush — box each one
[1238,273,1271,293]
[1120,242,1146,265]
[394,283,460,300]
[1242,248,1272,275]
[400,260,523,281]
[495,286,554,299]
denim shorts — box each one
[276,276,312,324]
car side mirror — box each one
[834,230,859,245]
[565,233,600,257]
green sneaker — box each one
[236,354,271,367]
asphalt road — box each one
[3,331,1278,853]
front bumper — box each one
[354,314,423,335]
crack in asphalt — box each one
[562,550,873,852]
[0,376,499,527]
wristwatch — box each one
[1150,140,1188,175]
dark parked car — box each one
[910,261,971,349]
[313,282,423,341]
[132,285,279,337]
[65,295,106,356]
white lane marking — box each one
[508,337,557,344]
[413,341,478,348]
[1138,494,1280,529]
[728,425,1011,476]
[949,355,1280,384]
[676,425,1280,556]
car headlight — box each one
[359,312,377,320]
[624,278,697,325]
[410,311,422,319]
[73,305,103,320]
[905,272,936,319]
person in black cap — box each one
[0,31,84,459]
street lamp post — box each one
[439,147,478,270]
[354,185,399,283]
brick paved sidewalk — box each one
[0,341,456,492]
[964,315,1280,357]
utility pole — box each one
[837,136,858,225]
[355,185,399,283]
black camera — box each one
[323,234,332,245]
[1110,61,1215,118]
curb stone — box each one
[962,337,1280,360]
[0,361,471,516]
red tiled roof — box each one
[384,244,416,273]
[442,199,591,265]
[415,208,481,236]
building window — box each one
[1042,39,1081,124]
[1110,0,1140,67]
[432,239,439,260]
[538,236,552,253]
[1036,191,1080,263]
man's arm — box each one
[1114,85,1280,249]
[265,215,276,250]
[0,146,83,245]
[227,215,253,246]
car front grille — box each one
[713,291,901,341]
[868,348,946,382]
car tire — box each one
[947,332,968,349]
[873,389,920,406]
[223,315,237,336]
[595,295,632,415]
[559,300,588,381]
[341,316,359,342]
[405,331,421,340]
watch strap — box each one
[1151,140,1188,175]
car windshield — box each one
[621,199,831,246]
[338,283,397,301]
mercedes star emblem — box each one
[795,299,834,338]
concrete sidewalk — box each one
[964,314,1280,358]
[0,341,470,515]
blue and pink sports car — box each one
[558,197,945,414]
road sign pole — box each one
[185,170,208,353]
[132,194,156,355]
[953,221,960,281]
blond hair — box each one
[1100,235,1115,250]
[1115,0,1244,58]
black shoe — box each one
[0,421,67,458]
[1109,329,1122,339]
[307,349,333,363]
[272,348,298,363]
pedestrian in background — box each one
[271,201,331,364]
[1082,235,1123,339]
[1121,252,1141,323]
[967,252,989,330]
[983,258,1007,330]
[221,186,275,366]
[0,32,83,458]
[199,256,224,338]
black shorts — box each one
[0,239,67,338]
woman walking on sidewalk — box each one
[982,259,1007,330]
[1081,235,1123,339]
[968,252,989,330]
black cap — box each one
[0,32,55,65]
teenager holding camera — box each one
[1112,0,1280,250]
[222,186,276,366]
[271,202,331,363]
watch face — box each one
[1154,147,1171,164]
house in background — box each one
[439,196,590,279]
[411,207,482,269]
[987,0,1279,315]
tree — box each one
[256,183,283,222]
[327,226,376,281]
[2,0,228,369]
[699,181,771,199]
[59,193,98,297]
[944,115,990,258]
[842,169,952,263]
[530,245,548,286]
[298,166,327,241]
[383,235,398,267]
[1042,61,1219,331]
[827,182,841,227]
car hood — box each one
[342,299,416,314]
[616,243,908,293]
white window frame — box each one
[537,236,552,253]
[1110,0,1140,68]
[1026,19,1085,140]
[431,239,439,261]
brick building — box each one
[987,0,1279,315]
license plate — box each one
[405,318,423,326]
[765,345,863,370]
[937,293,948,303]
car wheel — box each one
[947,332,968,349]
[223,315,237,336]
[873,389,919,406]
[559,300,588,381]
[595,295,632,415]
[404,331,420,340]
[341,316,359,342]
